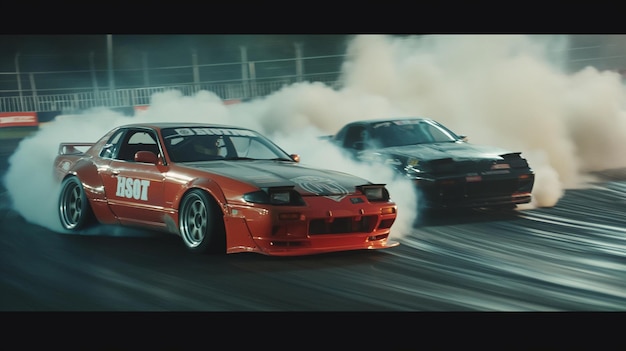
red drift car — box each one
[54,123,398,256]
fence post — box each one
[107,34,115,92]
[29,73,38,111]
[90,51,101,106]
[90,51,99,94]
[295,42,303,82]
[142,52,150,87]
[240,46,249,99]
[15,52,24,111]
[192,49,200,92]
[248,61,257,98]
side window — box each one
[117,130,159,162]
[100,130,124,159]
[128,131,157,145]
[230,136,275,159]
[423,123,454,142]
[343,126,364,149]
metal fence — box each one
[0,74,341,113]
[0,51,346,113]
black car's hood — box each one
[182,160,373,196]
[375,141,516,161]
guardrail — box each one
[0,74,341,113]
[0,49,346,113]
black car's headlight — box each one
[243,187,306,206]
[357,184,390,202]
[405,157,434,175]
[405,157,423,173]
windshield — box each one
[370,120,458,147]
[161,127,293,162]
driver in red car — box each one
[193,137,223,159]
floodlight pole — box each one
[295,42,303,82]
[15,52,24,111]
[107,34,115,91]
[240,46,249,98]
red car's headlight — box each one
[244,187,306,206]
[356,184,390,202]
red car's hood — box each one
[180,160,374,196]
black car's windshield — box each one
[161,127,292,163]
[370,120,458,147]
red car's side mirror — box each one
[135,151,158,164]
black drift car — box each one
[323,117,535,210]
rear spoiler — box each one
[58,143,95,155]
[499,152,523,159]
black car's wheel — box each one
[178,189,225,254]
[58,176,94,230]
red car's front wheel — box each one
[178,189,225,254]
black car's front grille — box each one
[464,178,519,197]
[438,178,519,199]
[309,215,378,235]
[419,175,533,202]
[432,159,501,175]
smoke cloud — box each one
[4,34,626,242]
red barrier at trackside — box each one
[134,105,149,113]
[0,112,39,128]
[0,101,243,125]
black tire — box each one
[58,176,94,230]
[178,189,225,254]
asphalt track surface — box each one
[1,138,625,315]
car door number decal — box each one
[116,176,151,200]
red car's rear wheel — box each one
[58,176,94,230]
